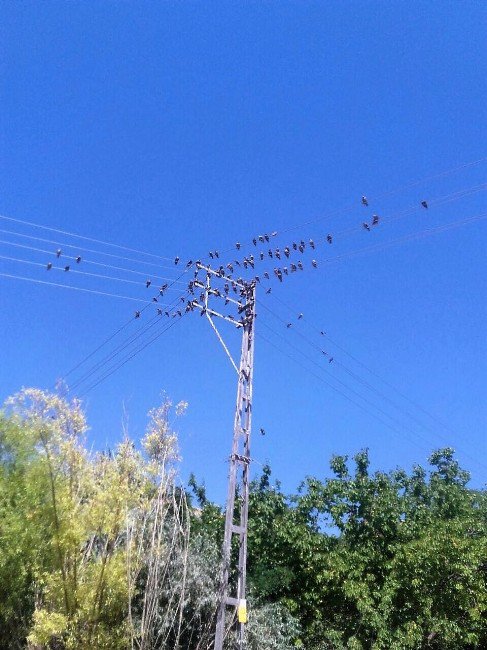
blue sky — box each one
[1,1,486,500]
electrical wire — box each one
[0,238,186,285]
[0,212,175,261]
[256,330,487,473]
[0,271,148,303]
[0,253,184,292]
[0,227,181,272]
[78,309,189,397]
[69,291,191,392]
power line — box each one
[0,238,186,285]
[0,271,149,303]
[0,227,181,272]
[0,212,175,262]
[256,330,487,473]
[69,291,190,392]
[0,253,184,292]
[78,309,189,397]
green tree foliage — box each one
[1,388,486,649]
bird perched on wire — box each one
[264,234,270,242]
[309,239,315,249]
[146,280,151,288]
[298,243,305,253]
[56,249,62,258]
[297,261,304,270]
[152,296,158,302]
[268,249,273,258]
[292,242,297,250]
[260,252,265,260]
[320,330,326,336]
[298,313,303,320]
[283,267,288,275]
[421,200,428,209]
[362,196,369,207]
[327,234,333,244]
[328,357,334,363]
[275,249,281,259]
[227,263,234,273]
[266,287,272,294]
[290,263,297,273]
[236,242,241,250]
[76,256,82,263]
[259,235,265,243]
[264,272,270,279]
[312,259,318,268]
[134,311,141,319]
[363,222,370,231]
[157,308,163,316]
[252,238,257,246]
[260,428,265,436]
[64,265,70,272]
[284,246,290,258]
[186,260,193,268]
[174,256,180,265]
[372,215,380,226]
[287,323,292,328]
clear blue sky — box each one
[1,1,486,500]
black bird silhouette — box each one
[297,261,303,270]
[165,311,170,317]
[268,249,273,258]
[363,222,370,231]
[260,252,265,260]
[64,265,70,272]
[260,428,265,436]
[227,263,234,273]
[283,267,288,275]
[287,323,292,328]
[161,283,168,292]
[215,251,219,258]
[328,357,334,363]
[312,260,318,268]
[255,275,260,282]
[46,262,52,270]
[56,249,62,258]
[235,260,241,266]
[372,215,380,225]
[421,200,428,209]
[76,256,82,263]
[298,313,303,319]
[264,272,270,279]
[152,297,158,302]
[298,244,304,253]
[284,247,290,258]
[266,287,272,294]
[275,249,281,259]
[209,252,214,259]
[309,239,315,249]
[174,256,180,265]
[146,280,151,288]
[236,242,241,250]
[264,234,270,242]
[157,308,163,315]
[362,196,369,207]
[292,242,297,250]
[320,330,326,336]
[290,263,297,272]
[186,260,193,268]
[252,238,257,246]
[271,231,278,236]
[327,234,333,244]
[135,311,141,318]
[259,235,265,243]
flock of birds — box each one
[43,197,430,329]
